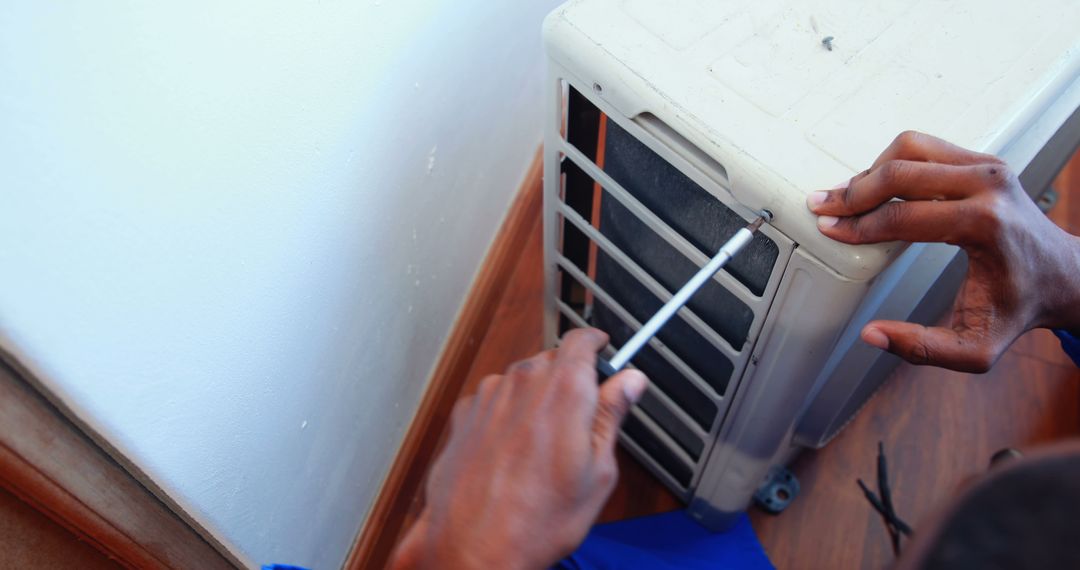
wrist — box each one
[1038,230,1080,331]
[389,510,536,570]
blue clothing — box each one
[1054,330,1080,368]
[556,511,773,569]
[556,331,1077,569]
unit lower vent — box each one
[549,83,791,493]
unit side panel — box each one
[689,248,869,530]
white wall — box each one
[0,1,558,567]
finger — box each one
[825,132,1002,208]
[475,374,505,400]
[472,373,512,418]
[591,369,648,457]
[808,162,989,216]
[552,329,609,418]
[861,320,1001,373]
[505,349,556,378]
[553,328,608,385]
[870,131,1001,169]
[816,200,968,245]
[448,395,476,433]
[505,350,557,414]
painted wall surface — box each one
[0,1,558,567]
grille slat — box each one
[555,259,721,402]
[597,193,754,349]
[556,203,739,358]
[637,388,705,459]
[602,120,780,297]
[594,252,735,396]
[555,298,709,458]
[550,84,792,498]
[622,412,694,487]
[558,141,765,304]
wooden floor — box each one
[749,154,1080,569]
[0,486,120,569]
[408,153,1080,569]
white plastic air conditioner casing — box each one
[542,0,1080,529]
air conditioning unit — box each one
[541,0,1080,529]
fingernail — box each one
[817,215,839,228]
[806,191,828,209]
[862,327,889,350]
[622,371,647,403]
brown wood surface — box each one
[398,196,682,535]
[1052,156,1080,235]
[0,485,121,570]
[346,151,544,570]
[749,151,1080,569]
[0,360,237,570]
[379,155,681,562]
[750,339,1080,569]
[363,150,1080,569]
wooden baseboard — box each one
[0,358,237,569]
[345,149,544,569]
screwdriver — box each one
[596,210,773,380]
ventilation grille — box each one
[551,84,791,494]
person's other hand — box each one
[806,131,1080,372]
[389,328,648,570]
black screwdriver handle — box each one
[596,358,618,382]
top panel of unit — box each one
[544,0,1080,280]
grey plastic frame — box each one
[543,63,875,526]
[543,67,793,492]
[543,5,1080,526]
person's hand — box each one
[806,131,1080,372]
[389,328,648,570]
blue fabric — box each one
[555,511,773,569]
[1054,330,1080,368]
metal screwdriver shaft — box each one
[597,211,772,380]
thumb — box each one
[591,370,648,455]
[862,320,1000,373]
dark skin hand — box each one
[390,133,1080,569]
[807,131,1080,372]
[390,328,648,570]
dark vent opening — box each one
[567,86,602,162]
[590,297,721,427]
[637,389,705,460]
[559,164,594,311]
[602,119,779,296]
[594,252,734,397]
[622,413,693,487]
[557,269,717,442]
[597,190,754,348]
[556,219,590,337]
